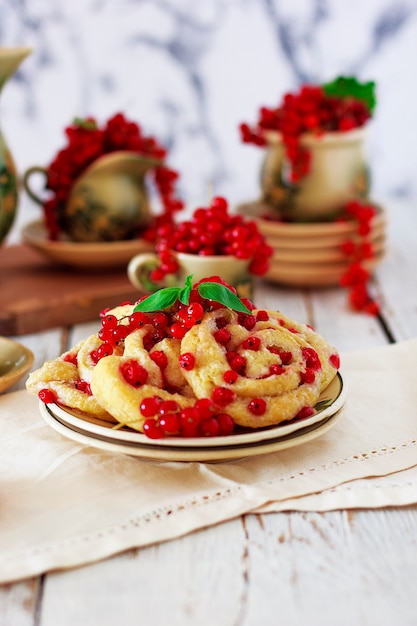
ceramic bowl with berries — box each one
[127,196,273,299]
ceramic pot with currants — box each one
[239,77,384,316]
[127,196,273,299]
[240,76,376,222]
[23,113,184,243]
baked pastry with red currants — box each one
[27,276,340,439]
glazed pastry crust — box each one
[27,302,340,433]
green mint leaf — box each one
[133,287,181,312]
[322,76,376,114]
[178,274,194,305]
[197,283,251,313]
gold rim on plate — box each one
[38,373,347,462]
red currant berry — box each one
[216,413,235,435]
[169,323,187,340]
[143,419,164,439]
[152,312,169,329]
[238,313,256,330]
[96,343,113,359]
[186,302,204,323]
[140,396,161,417]
[119,359,148,387]
[223,370,238,384]
[159,400,179,415]
[329,353,340,369]
[129,312,149,329]
[150,267,166,283]
[38,388,57,404]
[215,315,228,329]
[269,364,285,375]
[248,398,267,416]
[199,417,220,437]
[256,310,269,321]
[300,368,316,384]
[75,380,92,395]
[101,314,118,329]
[179,353,196,370]
[242,336,261,351]
[212,387,235,406]
[150,351,168,369]
[214,328,231,345]
[63,353,78,365]
[89,350,100,365]
[210,196,228,212]
[179,407,201,437]
[159,413,180,435]
[296,406,315,419]
[194,398,216,419]
[227,353,246,374]
[109,325,129,347]
[301,347,321,370]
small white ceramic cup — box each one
[127,251,253,298]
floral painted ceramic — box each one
[22,113,183,243]
[260,128,370,221]
[0,47,31,244]
[24,152,161,243]
[240,76,375,222]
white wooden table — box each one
[1,198,416,626]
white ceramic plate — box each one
[39,373,346,462]
[21,220,153,269]
[0,337,34,393]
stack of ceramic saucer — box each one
[238,202,387,288]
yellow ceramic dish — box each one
[266,252,384,287]
[21,220,153,269]
[0,337,34,393]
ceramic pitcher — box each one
[260,128,370,222]
[23,151,161,242]
[0,47,32,244]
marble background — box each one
[1,0,417,236]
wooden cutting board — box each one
[0,245,142,336]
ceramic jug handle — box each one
[127,252,162,292]
[22,166,48,205]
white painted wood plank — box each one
[33,506,417,626]
[309,287,388,352]
[40,519,246,626]
[254,281,309,322]
[373,199,417,340]
[241,508,417,626]
[70,320,101,346]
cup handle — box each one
[127,252,162,292]
[22,166,48,205]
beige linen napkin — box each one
[1,338,417,584]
